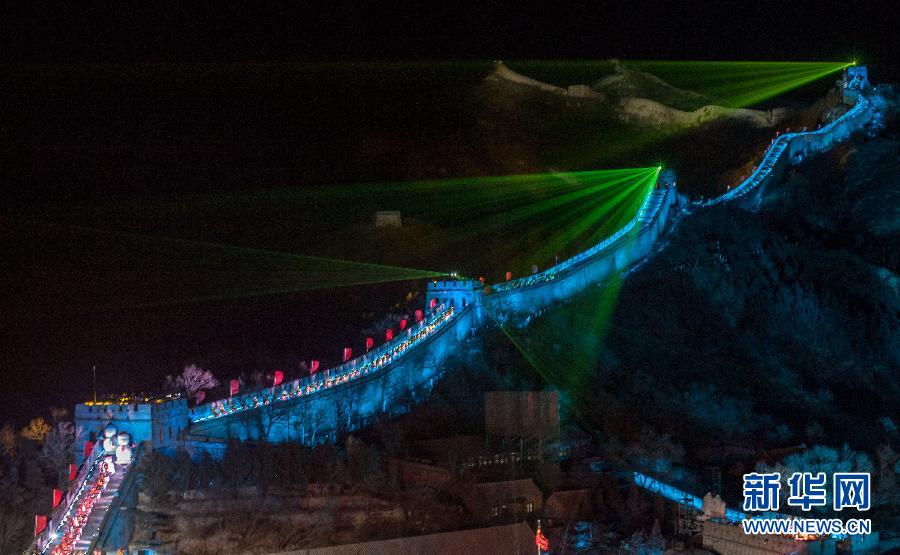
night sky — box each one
[1,1,898,425]
[0,1,897,69]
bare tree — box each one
[40,421,75,488]
[254,399,293,441]
[308,407,326,445]
[171,364,220,398]
[333,387,362,438]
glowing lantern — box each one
[229,379,240,396]
[430,298,437,309]
[366,337,374,351]
[415,309,423,322]
[386,329,393,341]
[505,271,512,281]
[273,370,284,386]
[400,319,407,330]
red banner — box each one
[385,329,393,341]
[52,488,62,509]
[366,337,374,352]
[229,379,240,396]
[399,319,407,330]
[273,370,284,386]
[310,360,320,374]
[83,440,94,459]
[343,347,353,362]
[535,529,549,551]
[34,514,47,537]
[68,463,77,481]
[415,309,423,322]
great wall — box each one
[30,65,888,555]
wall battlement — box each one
[709,67,885,210]
[74,396,188,466]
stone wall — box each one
[487,184,676,315]
[185,304,479,453]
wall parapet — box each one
[492,179,674,294]
[190,304,458,423]
[706,89,881,208]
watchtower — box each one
[657,168,677,190]
[426,278,483,313]
[74,394,188,465]
[842,65,869,104]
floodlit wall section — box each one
[710,82,882,209]
[185,304,478,450]
[488,182,676,314]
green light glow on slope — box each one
[627,60,854,108]
[498,59,852,172]
[273,166,662,277]
[437,167,656,233]
[505,59,852,108]
[493,169,660,402]
[531,167,659,263]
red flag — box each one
[52,488,62,509]
[414,309,423,322]
[310,360,320,374]
[195,390,206,404]
[273,370,284,386]
[68,463,77,481]
[229,379,240,396]
[366,337,374,352]
[399,319,407,330]
[83,440,94,459]
[505,271,512,281]
[34,515,47,537]
[535,527,549,552]
[343,347,353,362]
[429,298,437,309]
[385,329,393,341]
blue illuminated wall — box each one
[183,304,480,456]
